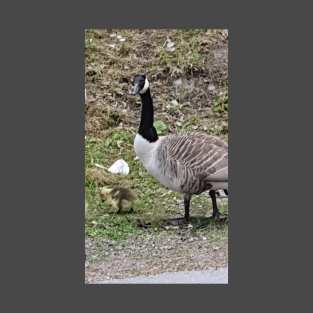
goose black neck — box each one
[138,88,158,142]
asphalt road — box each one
[97,267,228,284]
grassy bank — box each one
[85,29,228,241]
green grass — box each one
[158,30,205,75]
[85,214,140,240]
[85,128,228,241]
[212,92,228,116]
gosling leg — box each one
[116,199,122,214]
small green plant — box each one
[212,93,228,116]
[118,43,131,57]
[158,29,204,75]
[103,129,133,149]
[85,37,97,50]
[154,120,168,135]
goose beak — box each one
[130,83,140,96]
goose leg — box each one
[209,190,220,219]
[184,194,192,222]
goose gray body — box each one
[134,133,228,194]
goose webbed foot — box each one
[212,210,221,220]
[164,217,189,226]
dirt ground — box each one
[85,29,228,140]
[85,223,228,284]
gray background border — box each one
[1,0,312,312]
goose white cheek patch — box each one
[140,78,149,94]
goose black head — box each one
[130,74,149,95]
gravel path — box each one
[96,268,228,284]
[85,228,228,284]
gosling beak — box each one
[130,83,140,96]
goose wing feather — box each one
[156,133,228,194]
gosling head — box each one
[100,187,113,200]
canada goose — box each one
[130,74,228,222]
[100,186,136,213]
